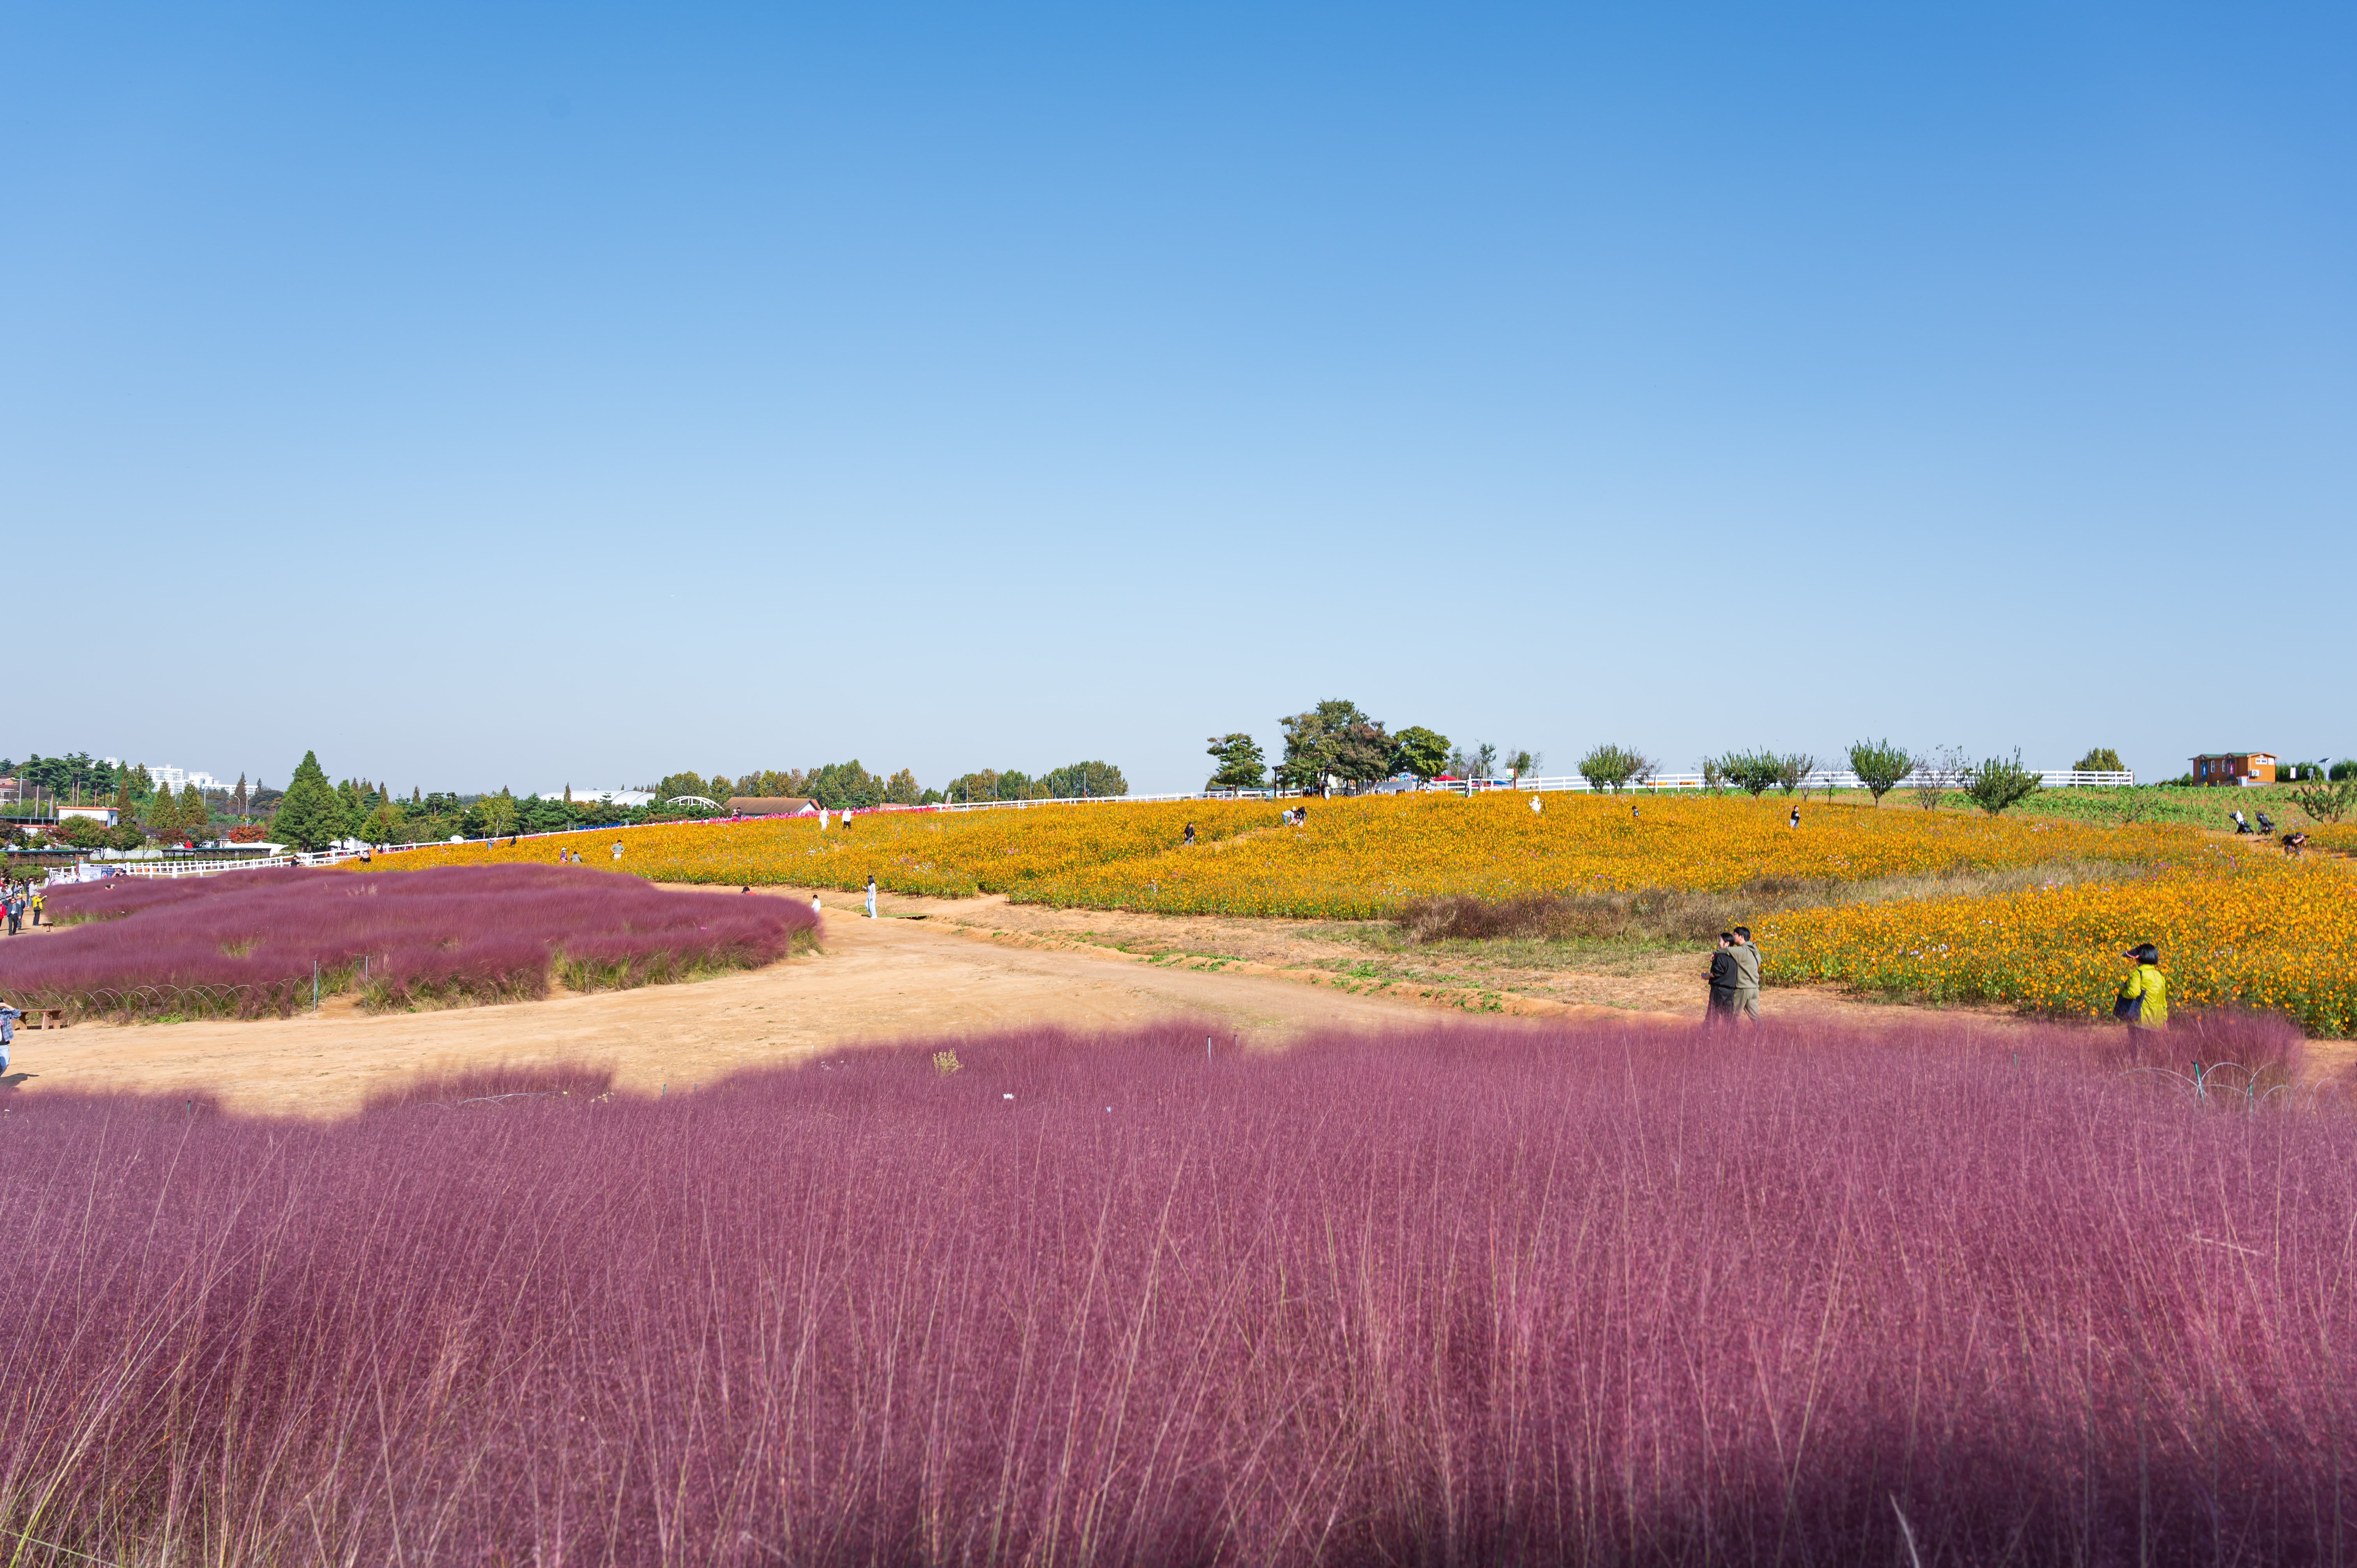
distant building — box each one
[58,803,120,826]
[2191,752,2277,787]
[546,788,655,807]
[726,796,821,816]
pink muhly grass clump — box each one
[7,865,815,1017]
[2,1018,2352,1565]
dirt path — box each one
[3,888,1689,1117]
[11,884,2339,1117]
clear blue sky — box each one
[7,4,2350,794]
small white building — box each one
[58,803,120,826]
[548,789,656,807]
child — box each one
[2115,943,2168,1031]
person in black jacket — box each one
[1707,933,1739,1024]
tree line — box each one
[657,759,1129,809]
[1194,715,2123,818]
[1205,701,1539,793]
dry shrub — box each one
[1401,860,2130,948]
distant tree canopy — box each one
[1848,739,1915,805]
[1205,734,1267,791]
[1962,750,2044,816]
[1577,744,1656,794]
[1394,727,1452,781]
[2074,747,2124,773]
[1278,700,1396,789]
[1706,750,1783,798]
[942,762,1127,803]
[273,751,348,851]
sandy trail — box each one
[9,883,2340,1117]
[2,888,1679,1117]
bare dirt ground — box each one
[6,883,2345,1116]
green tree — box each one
[1773,753,1818,796]
[2291,779,2357,825]
[1962,749,2043,816]
[1394,727,1451,781]
[882,768,923,805]
[1277,700,1391,789]
[273,751,350,850]
[2074,747,2124,773]
[944,769,1001,804]
[805,761,885,809]
[178,781,210,841]
[1040,761,1127,798]
[361,799,407,844]
[1205,734,1267,791]
[1578,743,1656,794]
[1848,740,1914,805]
[476,789,520,837]
[1709,750,1782,797]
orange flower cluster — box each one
[1760,850,2357,1036]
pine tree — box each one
[232,773,249,818]
[178,782,209,842]
[274,750,352,851]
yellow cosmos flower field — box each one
[352,800,1276,897]
[1022,793,2194,918]
[1760,850,2357,1036]
[2304,823,2357,856]
[356,793,2190,914]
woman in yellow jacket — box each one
[2115,943,2168,1031]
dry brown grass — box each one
[1397,858,2131,948]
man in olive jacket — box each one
[1730,926,1762,1022]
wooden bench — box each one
[6,1008,67,1030]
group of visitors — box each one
[1708,927,2171,1033]
[2,881,41,936]
[1705,928,1762,1023]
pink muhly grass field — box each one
[7,865,816,1018]
[3,1019,2352,1566]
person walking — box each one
[1788,806,1800,829]
[1729,926,1762,1022]
[1706,932,1739,1024]
[4,891,19,936]
[28,886,42,927]
[2115,943,2168,1033]
[0,998,18,1076]
[810,893,822,916]
[865,875,878,919]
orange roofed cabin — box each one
[2190,753,2276,787]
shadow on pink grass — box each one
[3,1014,2351,1566]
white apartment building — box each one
[128,765,224,792]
